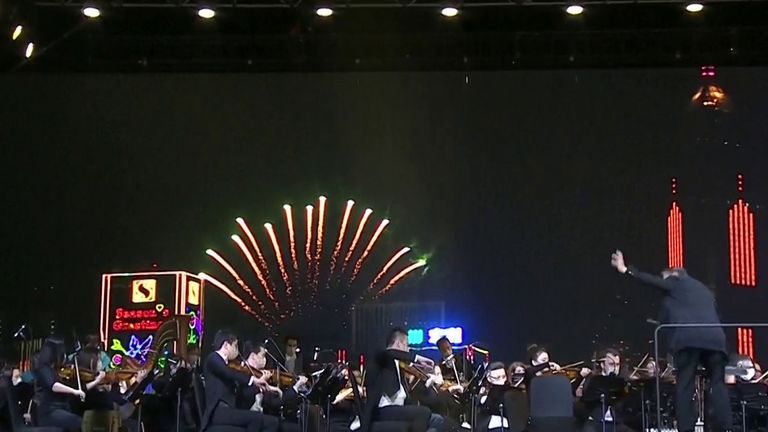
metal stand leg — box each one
[175,388,182,432]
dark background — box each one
[1,68,766,363]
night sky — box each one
[2,68,767,362]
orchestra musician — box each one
[32,337,105,431]
[238,340,309,432]
[477,362,513,432]
[611,250,733,432]
[202,330,280,432]
[506,362,526,388]
[523,344,562,387]
[362,327,435,432]
[283,336,304,376]
[573,348,634,432]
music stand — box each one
[582,375,627,432]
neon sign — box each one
[408,326,464,346]
[407,329,424,345]
[111,335,154,364]
[428,327,463,344]
[112,306,170,332]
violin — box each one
[228,362,298,387]
[398,361,438,392]
[58,366,142,385]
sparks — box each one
[349,218,390,285]
[236,217,276,294]
[314,196,327,290]
[231,235,277,306]
[198,273,270,326]
[375,260,427,297]
[305,205,314,286]
[341,208,373,277]
[369,246,411,291]
[265,223,293,297]
[283,205,300,281]
[206,249,275,321]
[328,200,354,288]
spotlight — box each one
[685,2,704,12]
[316,7,334,17]
[25,42,34,58]
[82,6,101,18]
[566,4,584,15]
[12,25,23,41]
[441,6,459,17]
[197,7,216,19]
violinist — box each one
[362,327,434,432]
[33,337,105,431]
[506,362,526,388]
[238,341,309,422]
[523,344,562,387]
[574,348,634,432]
[409,365,465,432]
[202,330,279,432]
[477,362,515,432]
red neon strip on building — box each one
[729,197,757,287]
[667,202,684,268]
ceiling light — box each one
[198,7,216,19]
[441,7,459,17]
[12,25,23,41]
[566,4,584,15]
[83,7,101,18]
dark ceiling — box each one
[3,0,768,72]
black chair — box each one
[346,370,408,432]
[503,389,528,432]
[190,372,244,432]
[527,375,577,432]
[1,378,61,432]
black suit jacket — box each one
[361,349,418,432]
[627,266,726,354]
[202,352,252,430]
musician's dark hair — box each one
[487,361,506,372]
[386,328,408,347]
[507,361,526,375]
[242,341,266,359]
[85,334,101,350]
[212,329,238,350]
[526,344,547,362]
[35,337,66,369]
[76,348,100,371]
[284,335,299,345]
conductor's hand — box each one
[611,250,628,274]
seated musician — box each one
[409,365,466,432]
[523,345,562,387]
[506,362,526,388]
[284,336,305,376]
[32,337,105,432]
[202,330,279,432]
[239,340,309,431]
[477,362,517,432]
[362,327,434,432]
[574,348,633,432]
[331,368,366,431]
